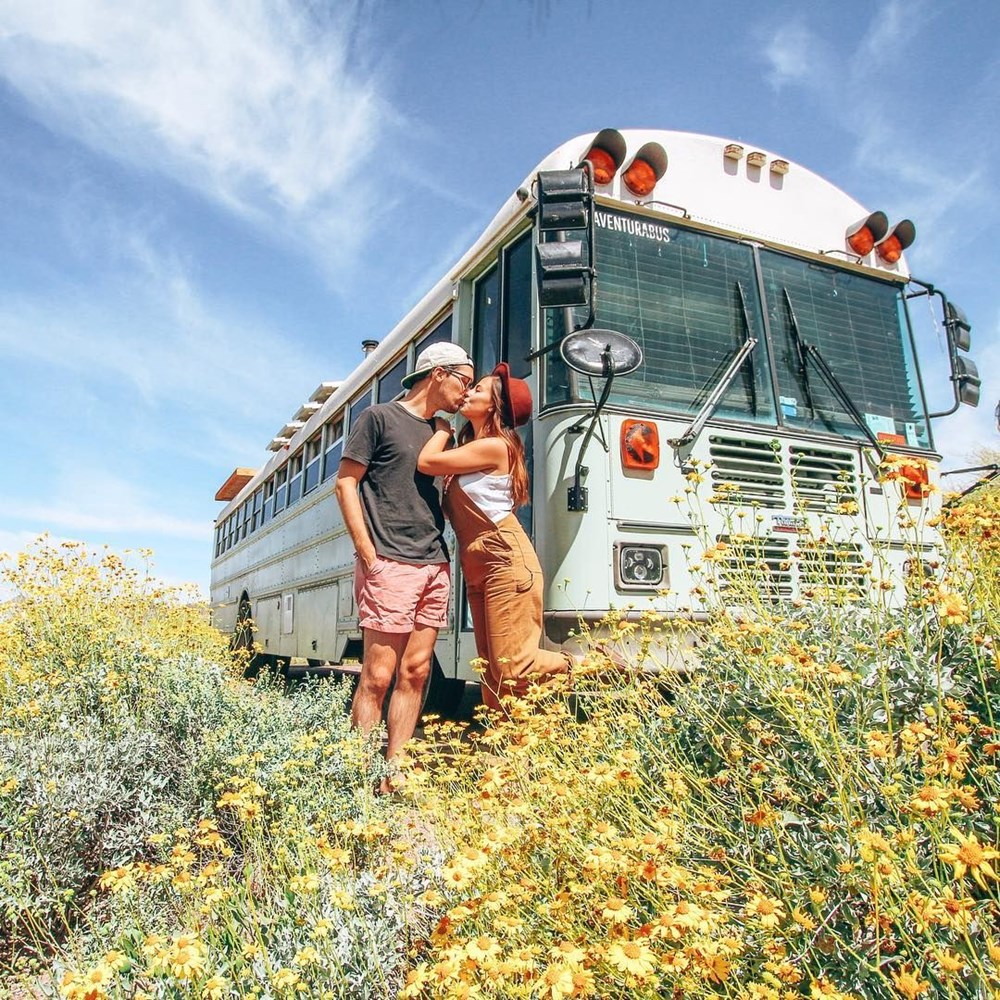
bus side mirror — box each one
[945,301,971,352]
[955,355,981,407]
[944,300,979,408]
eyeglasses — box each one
[442,367,474,390]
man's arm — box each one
[335,458,377,570]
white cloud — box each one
[762,22,822,87]
[0,0,394,274]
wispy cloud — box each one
[762,22,827,88]
[0,464,209,542]
[0,206,323,460]
[0,0,396,276]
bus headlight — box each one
[615,543,666,590]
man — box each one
[335,342,474,792]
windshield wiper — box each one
[782,288,815,419]
[736,280,758,416]
[669,313,757,449]
[782,288,886,458]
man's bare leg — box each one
[351,629,407,735]
[383,625,438,784]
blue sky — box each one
[1,0,998,593]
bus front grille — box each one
[709,436,786,509]
[715,534,793,599]
[797,540,867,598]
[789,446,859,512]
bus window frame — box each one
[250,487,262,533]
[377,353,409,403]
[273,465,288,515]
[261,476,275,524]
[349,389,371,433]
[322,415,344,483]
[303,433,322,495]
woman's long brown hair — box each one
[456,376,529,509]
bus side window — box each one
[349,390,370,432]
[416,313,453,356]
[251,487,262,532]
[472,264,500,377]
[322,416,344,483]
[274,466,288,514]
[287,452,303,507]
[303,434,322,494]
[215,523,223,557]
[262,477,275,524]
[501,232,532,379]
[378,354,408,403]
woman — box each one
[417,363,572,712]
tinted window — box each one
[378,355,408,402]
[545,210,775,424]
[473,265,500,378]
[304,434,322,494]
[251,488,262,532]
[287,454,303,507]
[261,478,275,524]
[502,232,533,379]
[759,251,930,447]
[416,314,453,356]
[349,390,370,431]
[274,467,288,514]
[322,417,344,482]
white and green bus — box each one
[210,128,979,706]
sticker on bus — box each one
[771,514,807,533]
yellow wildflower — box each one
[890,965,930,998]
[938,829,1000,888]
[746,893,785,928]
[606,940,657,978]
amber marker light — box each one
[875,220,916,264]
[585,147,617,185]
[622,142,667,197]
[582,128,626,185]
[621,419,660,470]
[845,211,888,257]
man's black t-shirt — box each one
[342,402,449,565]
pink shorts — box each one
[354,555,450,633]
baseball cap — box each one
[400,342,475,389]
[492,362,532,427]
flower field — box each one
[1,479,998,998]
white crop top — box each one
[457,471,514,523]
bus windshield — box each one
[544,207,930,449]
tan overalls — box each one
[444,480,571,711]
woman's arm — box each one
[418,429,508,476]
